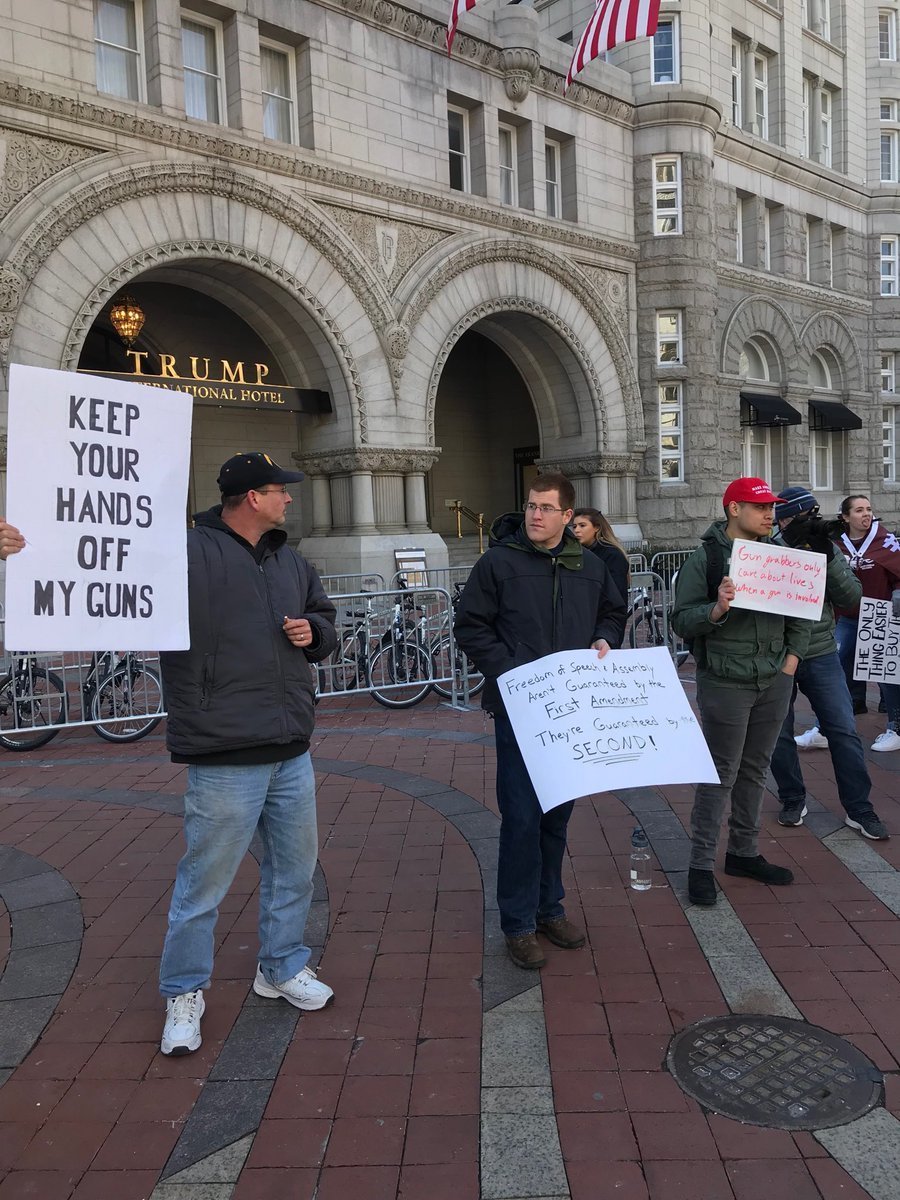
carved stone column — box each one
[294,448,440,535]
[590,474,610,514]
[405,473,429,534]
[350,472,378,535]
[539,453,643,526]
[310,474,332,537]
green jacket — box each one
[672,521,811,688]
[771,531,861,660]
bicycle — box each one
[323,590,433,708]
[625,576,688,668]
[428,583,484,700]
[0,650,163,751]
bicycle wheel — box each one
[430,635,485,699]
[0,669,67,751]
[91,665,164,742]
[369,640,433,708]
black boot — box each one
[688,868,717,906]
[724,854,793,885]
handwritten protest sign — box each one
[728,538,826,621]
[4,364,192,651]
[853,597,900,683]
[498,647,719,813]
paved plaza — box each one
[1,675,900,1200]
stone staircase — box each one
[444,533,485,568]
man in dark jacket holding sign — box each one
[157,453,337,1056]
[672,477,811,907]
[454,473,626,969]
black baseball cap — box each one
[217,452,305,497]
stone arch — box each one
[2,160,399,444]
[720,296,800,382]
[397,241,642,454]
[62,243,365,442]
[798,311,864,393]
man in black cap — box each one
[157,452,338,1056]
[770,487,888,840]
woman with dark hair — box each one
[834,494,900,752]
[571,507,629,602]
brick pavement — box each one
[0,680,898,1199]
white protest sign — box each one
[853,597,900,683]
[728,538,826,621]
[4,364,192,651]
[498,647,719,813]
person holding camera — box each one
[769,488,888,840]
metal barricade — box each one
[650,549,693,586]
[316,585,479,709]
[0,628,166,749]
[627,553,648,574]
[624,570,687,668]
[389,565,475,593]
[320,571,385,596]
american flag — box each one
[566,0,662,90]
[447,0,476,52]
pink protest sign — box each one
[727,538,826,621]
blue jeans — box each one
[770,651,874,820]
[494,708,573,938]
[159,754,319,997]
[835,615,900,728]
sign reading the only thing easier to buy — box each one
[4,364,192,651]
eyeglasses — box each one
[254,485,290,495]
[524,502,565,516]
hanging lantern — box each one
[109,295,145,346]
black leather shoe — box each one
[724,854,793,885]
[688,868,717,906]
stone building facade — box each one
[0,0,897,577]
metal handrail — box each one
[447,501,485,555]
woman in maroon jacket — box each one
[835,494,900,752]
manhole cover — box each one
[667,1015,882,1130]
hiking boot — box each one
[724,854,793,885]
[871,730,900,753]
[688,868,717,906]
[161,989,205,1056]
[253,964,334,1010]
[536,916,586,949]
[777,801,808,827]
[795,727,828,750]
[845,814,890,841]
[505,933,546,969]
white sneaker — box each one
[253,964,334,1011]
[795,727,829,750]
[161,989,205,1056]
[871,730,900,752]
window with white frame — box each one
[545,139,561,218]
[653,156,681,235]
[762,205,772,271]
[94,0,143,101]
[753,54,769,139]
[882,236,900,296]
[810,428,833,490]
[731,41,743,126]
[736,195,744,262]
[804,218,812,280]
[883,407,897,481]
[883,352,897,394]
[448,105,470,192]
[182,15,223,123]
[260,42,296,143]
[820,88,832,167]
[656,311,683,364]
[801,77,811,157]
[659,384,684,482]
[498,123,518,206]
[805,0,832,41]
[880,10,898,60]
[742,426,772,481]
[882,101,900,182]
[652,16,679,84]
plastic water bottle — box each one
[630,827,652,891]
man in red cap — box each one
[672,478,811,906]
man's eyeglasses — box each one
[255,485,290,495]
[524,502,565,515]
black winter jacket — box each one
[160,508,337,757]
[454,513,627,713]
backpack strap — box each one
[702,536,726,602]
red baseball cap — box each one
[722,477,779,507]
